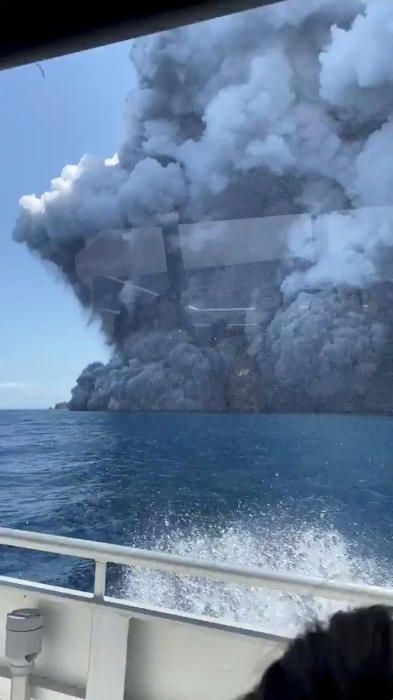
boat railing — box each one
[1,527,393,700]
[0,527,392,608]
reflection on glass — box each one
[12,0,393,414]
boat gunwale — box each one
[0,527,392,615]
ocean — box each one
[1,409,393,634]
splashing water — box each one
[120,516,393,636]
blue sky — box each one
[0,41,134,408]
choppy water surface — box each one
[1,410,393,633]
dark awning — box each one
[0,0,282,70]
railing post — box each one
[94,561,107,599]
[87,560,129,700]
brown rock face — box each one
[227,352,261,412]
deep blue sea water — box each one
[1,410,393,630]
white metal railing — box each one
[1,527,393,609]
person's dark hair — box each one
[245,605,393,699]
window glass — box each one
[1,0,393,630]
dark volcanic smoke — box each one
[13,0,393,412]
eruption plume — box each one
[13,0,393,413]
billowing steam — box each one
[13,0,393,413]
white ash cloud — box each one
[12,0,393,411]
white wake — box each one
[120,516,393,635]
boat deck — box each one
[0,527,392,699]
